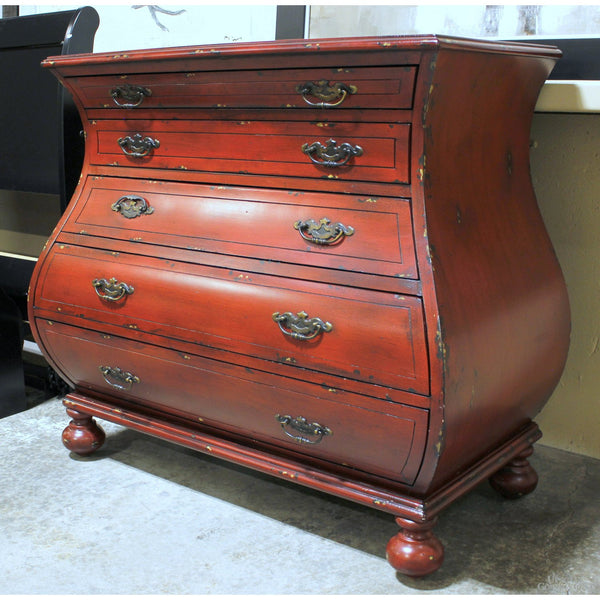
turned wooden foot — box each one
[62,408,106,456]
[489,446,538,499]
[386,516,444,577]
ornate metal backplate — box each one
[301,138,363,167]
[296,80,358,107]
[294,217,354,245]
[99,365,140,391]
[111,195,155,219]
[118,133,160,158]
[92,277,134,302]
[110,84,152,108]
[275,414,333,444]
[272,310,333,341]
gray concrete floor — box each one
[1,397,599,594]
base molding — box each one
[62,393,541,523]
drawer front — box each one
[38,320,428,484]
[66,177,418,280]
[91,120,410,184]
[37,245,429,394]
[71,66,416,111]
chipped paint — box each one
[417,154,427,183]
[456,206,463,224]
[435,328,447,362]
[425,243,433,265]
[434,419,446,457]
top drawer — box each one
[69,66,417,112]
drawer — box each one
[36,245,429,395]
[37,320,428,485]
[66,177,418,280]
[71,66,416,111]
[91,120,410,185]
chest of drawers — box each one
[28,35,570,577]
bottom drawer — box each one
[37,320,428,485]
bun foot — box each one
[490,446,538,499]
[386,517,444,577]
[62,408,106,456]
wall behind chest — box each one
[529,113,600,460]
[19,5,278,51]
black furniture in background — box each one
[0,7,99,417]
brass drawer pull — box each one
[294,217,354,246]
[111,195,155,219]
[272,310,332,341]
[92,277,134,302]
[110,84,152,108]
[297,80,357,108]
[118,133,160,158]
[99,366,140,391]
[275,414,332,444]
[302,138,363,168]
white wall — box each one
[19,5,277,52]
[308,5,600,38]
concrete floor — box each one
[1,397,599,595]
